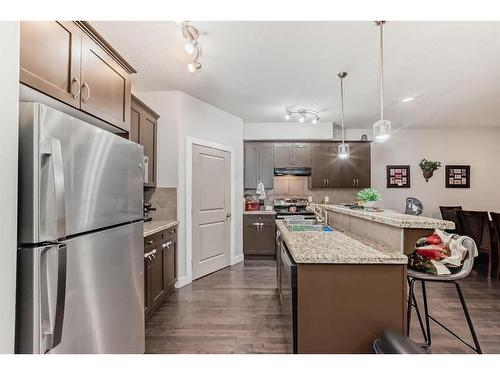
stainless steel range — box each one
[273,198,316,219]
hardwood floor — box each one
[145,260,500,354]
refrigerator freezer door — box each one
[16,243,67,354]
[18,102,144,244]
[51,221,144,354]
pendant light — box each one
[337,72,350,159]
[373,21,391,143]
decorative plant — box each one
[357,188,381,202]
[419,159,441,182]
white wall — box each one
[371,128,500,218]
[135,90,244,285]
[134,91,179,188]
[0,21,19,354]
[177,92,244,282]
[244,122,371,141]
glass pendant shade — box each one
[338,142,350,159]
[373,119,391,143]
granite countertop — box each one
[243,209,276,215]
[320,204,455,230]
[143,219,179,237]
[276,220,407,265]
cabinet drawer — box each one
[144,230,167,250]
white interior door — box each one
[192,144,231,280]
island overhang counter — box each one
[318,204,455,255]
[275,220,408,354]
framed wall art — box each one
[386,165,410,188]
[445,165,470,188]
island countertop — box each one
[276,220,407,265]
[319,204,455,230]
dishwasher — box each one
[277,231,298,354]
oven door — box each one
[279,242,297,354]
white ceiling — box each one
[91,21,500,128]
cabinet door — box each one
[164,239,177,291]
[20,21,82,108]
[325,143,341,188]
[310,144,327,188]
[140,112,157,187]
[80,32,131,131]
[244,143,259,189]
[292,143,312,167]
[338,145,357,188]
[148,247,166,306]
[144,257,150,314]
[274,143,293,168]
[258,221,276,255]
[243,218,261,254]
[259,143,274,189]
[355,143,371,188]
[129,105,140,143]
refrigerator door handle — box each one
[40,244,67,353]
[41,137,67,239]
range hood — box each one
[274,167,312,176]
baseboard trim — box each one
[231,254,244,265]
[175,275,192,288]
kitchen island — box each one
[276,220,408,354]
[318,204,454,255]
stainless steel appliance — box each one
[274,198,316,219]
[16,103,145,354]
[276,230,297,353]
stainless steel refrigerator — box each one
[16,102,145,354]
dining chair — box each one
[439,206,463,234]
[457,210,497,278]
[490,212,500,280]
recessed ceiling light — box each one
[402,97,415,103]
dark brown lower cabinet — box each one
[144,225,177,320]
[243,215,276,258]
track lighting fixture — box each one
[284,108,320,124]
[181,21,202,73]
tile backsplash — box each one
[145,187,177,220]
[244,176,358,205]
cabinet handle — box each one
[352,178,356,187]
[82,81,91,103]
[71,77,81,99]
[356,178,359,187]
[326,178,329,187]
[170,229,176,234]
[146,240,154,245]
[162,241,173,249]
[144,248,157,258]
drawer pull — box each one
[146,240,154,245]
[144,248,157,258]
[162,241,173,249]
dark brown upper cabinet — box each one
[131,95,159,188]
[20,21,82,108]
[244,142,274,189]
[310,143,340,188]
[20,21,136,133]
[273,143,312,167]
[337,143,371,188]
[80,32,132,131]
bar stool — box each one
[439,206,463,234]
[407,235,482,353]
[457,210,496,278]
[490,212,500,280]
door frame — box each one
[185,136,236,284]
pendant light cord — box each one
[379,21,385,120]
[340,76,345,144]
